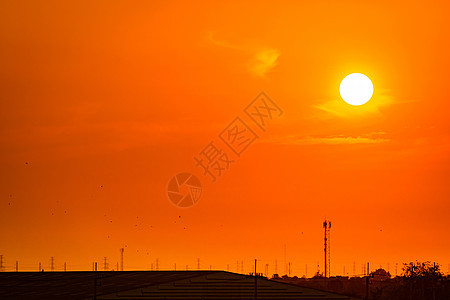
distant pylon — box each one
[323,220,331,278]
[156,258,159,270]
[64,262,67,272]
[197,258,200,270]
[0,255,4,272]
[120,248,124,271]
[15,261,18,272]
[50,257,55,272]
[103,257,108,271]
[39,262,41,272]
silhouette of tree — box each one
[399,261,444,300]
[402,261,443,279]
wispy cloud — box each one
[314,89,394,118]
[207,32,279,78]
[294,135,390,145]
[247,48,280,78]
[263,131,390,145]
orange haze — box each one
[1,1,449,276]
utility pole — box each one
[50,257,55,272]
[39,262,41,272]
[15,261,18,272]
[197,258,200,270]
[323,220,331,278]
[120,248,124,271]
[365,262,370,300]
[95,262,98,272]
[275,260,277,275]
[64,262,67,272]
[254,259,257,300]
[0,255,4,272]
[103,257,108,271]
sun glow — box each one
[339,73,374,106]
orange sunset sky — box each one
[1,1,449,275]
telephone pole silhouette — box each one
[50,257,55,272]
[0,255,4,272]
[323,220,331,278]
[275,260,277,274]
[254,259,258,300]
[103,257,108,271]
[120,248,124,271]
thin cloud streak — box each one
[262,132,390,145]
[207,31,279,78]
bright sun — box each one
[339,73,373,106]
